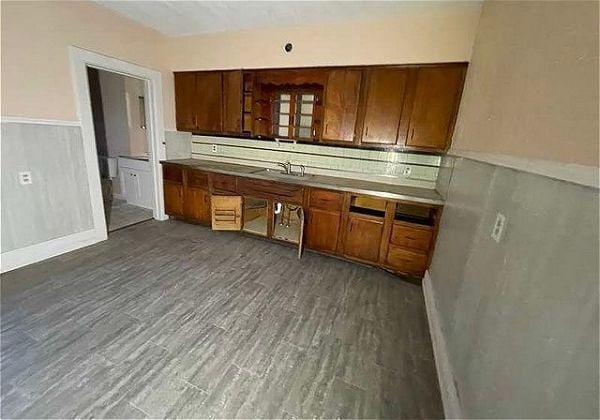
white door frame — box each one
[69,46,167,244]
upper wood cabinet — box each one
[174,73,198,132]
[321,69,362,143]
[195,72,223,133]
[173,63,467,151]
[359,68,409,145]
[222,71,242,134]
[404,65,466,150]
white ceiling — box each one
[96,1,473,37]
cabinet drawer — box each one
[386,245,428,274]
[211,173,237,193]
[309,188,344,211]
[390,222,432,252]
[238,178,303,204]
[163,165,183,183]
[186,169,209,189]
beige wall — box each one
[0,0,175,129]
[165,4,481,71]
[451,1,599,167]
[1,1,481,131]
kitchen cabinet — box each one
[222,70,242,134]
[174,72,223,133]
[343,214,384,263]
[174,73,197,132]
[359,68,409,145]
[174,63,467,149]
[183,186,211,224]
[321,69,362,143]
[211,195,242,230]
[195,72,223,133]
[305,208,341,253]
[404,65,466,150]
[161,162,444,280]
[164,181,183,217]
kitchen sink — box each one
[251,168,311,178]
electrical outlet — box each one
[212,144,218,153]
[18,171,32,185]
[491,212,506,243]
[402,166,412,177]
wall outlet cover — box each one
[402,166,412,176]
[491,212,507,243]
[212,144,218,153]
[18,171,32,185]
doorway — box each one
[87,67,153,232]
[69,47,167,246]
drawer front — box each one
[390,222,433,252]
[238,178,303,204]
[386,245,428,274]
[186,169,209,189]
[309,188,344,211]
[163,164,183,183]
[211,173,237,193]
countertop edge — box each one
[161,160,445,206]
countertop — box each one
[161,159,444,206]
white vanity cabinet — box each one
[118,157,153,209]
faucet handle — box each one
[299,165,306,177]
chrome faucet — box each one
[276,161,291,174]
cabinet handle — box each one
[325,124,328,134]
[410,128,415,141]
[194,115,198,128]
[365,126,369,137]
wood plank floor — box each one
[1,220,443,419]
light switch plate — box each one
[18,171,32,185]
[491,212,506,243]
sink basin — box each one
[251,168,310,178]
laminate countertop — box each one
[161,159,444,206]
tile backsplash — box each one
[165,131,441,188]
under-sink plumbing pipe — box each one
[274,202,282,214]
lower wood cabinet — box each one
[162,163,442,280]
[305,208,341,253]
[164,181,184,217]
[343,213,384,263]
[183,186,211,224]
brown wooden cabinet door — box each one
[305,208,341,253]
[343,214,384,262]
[211,195,242,230]
[322,69,361,143]
[164,181,183,217]
[174,73,197,132]
[360,68,409,144]
[405,65,466,150]
[195,72,223,133]
[183,186,211,225]
[222,70,242,134]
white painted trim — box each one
[0,229,104,273]
[0,116,81,127]
[449,149,599,189]
[423,270,463,419]
[68,47,168,247]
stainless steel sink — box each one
[251,168,310,178]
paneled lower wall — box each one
[164,131,442,189]
[1,122,93,255]
[428,156,599,418]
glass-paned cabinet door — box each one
[294,93,315,140]
[242,197,268,236]
[272,93,292,138]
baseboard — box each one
[423,270,462,419]
[0,228,106,273]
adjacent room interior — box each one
[1,1,598,419]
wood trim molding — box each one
[449,149,599,189]
[1,229,104,273]
[0,116,81,126]
[423,270,463,419]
